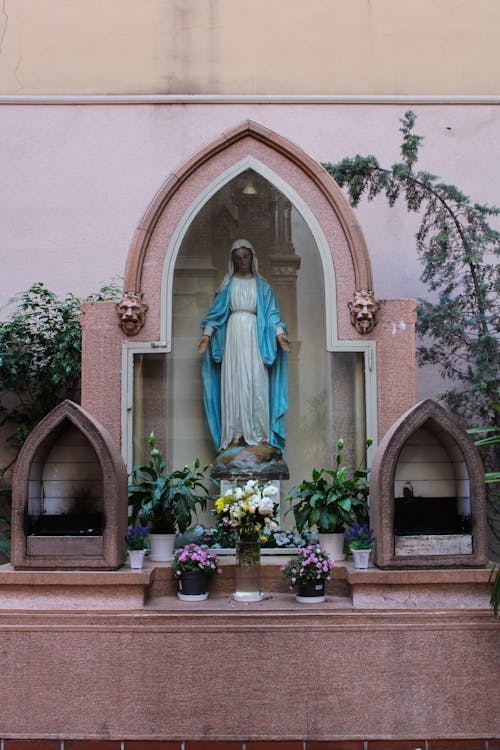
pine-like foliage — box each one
[323,111,499,428]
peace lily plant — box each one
[286,438,371,534]
[128,433,212,535]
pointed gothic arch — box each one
[123,120,373,308]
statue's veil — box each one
[218,238,260,291]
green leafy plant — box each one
[323,111,499,428]
[128,432,212,534]
[0,280,121,478]
[286,438,371,533]
[468,404,500,485]
[468,404,500,615]
[489,566,500,617]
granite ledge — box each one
[0,562,152,586]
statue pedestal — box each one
[211,444,289,480]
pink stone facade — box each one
[0,555,497,739]
[2,115,497,744]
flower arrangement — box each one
[125,523,149,551]
[214,479,279,541]
[172,544,221,577]
[343,523,375,550]
[281,544,335,586]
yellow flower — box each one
[215,497,226,512]
[261,535,268,543]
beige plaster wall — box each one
[0,0,499,95]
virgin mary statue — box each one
[198,239,289,462]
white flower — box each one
[258,496,275,515]
[263,484,278,496]
[244,480,257,492]
[234,487,244,499]
[269,520,279,531]
[225,488,233,496]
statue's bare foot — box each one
[248,444,274,463]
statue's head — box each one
[348,289,380,334]
[116,291,148,336]
[229,238,259,276]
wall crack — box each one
[0,0,8,58]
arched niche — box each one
[126,161,373,496]
[11,400,128,569]
[371,399,488,568]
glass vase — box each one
[233,535,263,602]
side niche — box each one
[11,401,128,569]
[370,399,488,568]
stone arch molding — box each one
[123,120,374,346]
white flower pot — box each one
[149,533,176,561]
[351,548,371,569]
[318,532,345,561]
[128,549,146,569]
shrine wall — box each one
[1,1,499,476]
[0,0,498,95]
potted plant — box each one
[128,432,212,561]
[282,544,335,603]
[172,543,221,601]
[125,523,149,569]
[344,523,375,569]
[285,438,371,560]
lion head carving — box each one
[348,289,380,335]
[116,291,148,336]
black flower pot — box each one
[296,580,326,603]
[177,571,209,601]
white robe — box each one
[220,277,269,449]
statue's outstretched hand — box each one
[277,333,290,352]
[198,334,210,354]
